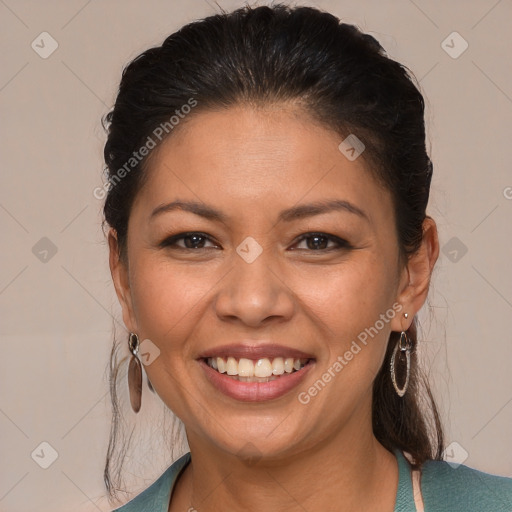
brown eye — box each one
[160,232,218,250]
[292,233,351,251]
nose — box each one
[213,246,295,328]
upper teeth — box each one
[207,357,308,377]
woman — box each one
[102,4,512,511]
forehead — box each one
[132,105,392,227]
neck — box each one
[170,413,399,512]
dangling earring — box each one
[128,332,143,413]
[390,313,412,398]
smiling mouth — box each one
[203,356,312,382]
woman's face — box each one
[110,104,416,461]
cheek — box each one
[310,259,396,372]
[308,256,395,325]
[127,259,210,414]
[129,258,207,356]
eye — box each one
[159,232,218,250]
[159,231,351,252]
[291,233,351,251]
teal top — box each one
[112,449,512,511]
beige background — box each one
[1,0,511,511]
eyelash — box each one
[159,232,352,252]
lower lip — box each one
[198,359,315,402]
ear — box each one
[391,216,439,332]
[108,228,138,334]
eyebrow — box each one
[149,199,370,224]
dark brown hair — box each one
[101,2,444,501]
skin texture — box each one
[109,105,439,512]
